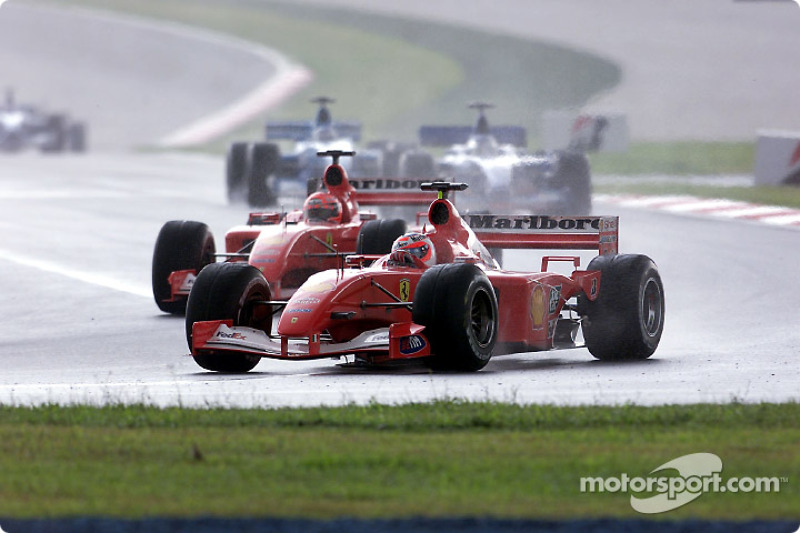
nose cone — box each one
[277,274,339,336]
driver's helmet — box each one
[304,192,342,223]
[390,232,436,267]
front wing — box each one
[192,320,431,362]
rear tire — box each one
[151,221,215,315]
[67,123,87,152]
[226,142,250,202]
[399,150,436,177]
[356,219,407,255]
[553,151,592,215]
[578,254,665,360]
[413,263,498,371]
[185,262,270,373]
[247,142,280,207]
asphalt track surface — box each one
[2,152,799,408]
[0,1,799,410]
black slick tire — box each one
[185,262,271,373]
[151,220,215,315]
[578,254,665,361]
[413,263,498,371]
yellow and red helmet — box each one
[391,232,436,267]
[303,192,342,223]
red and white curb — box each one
[596,194,800,229]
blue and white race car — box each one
[400,102,592,215]
[226,97,384,207]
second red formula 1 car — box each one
[152,151,436,314]
[187,182,664,372]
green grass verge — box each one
[0,401,797,519]
[589,142,755,176]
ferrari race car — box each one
[153,151,436,314]
[0,89,86,153]
[187,181,665,373]
[226,97,387,207]
[400,102,592,215]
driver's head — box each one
[391,232,436,267]
[303,192,342,223]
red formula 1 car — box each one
[187,182,665,373]
[152,151,436,314]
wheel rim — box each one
[238,284,272,333]
[641,277,663,337]
[470,288,495,348]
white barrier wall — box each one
[754,130,800,186]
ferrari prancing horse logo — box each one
[399,279,411,302]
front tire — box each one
[185,262,271,373]
[578,254,665,361]
[413,263,498,371]
[151,221,215,315]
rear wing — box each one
[419,125,527,147]
[265,121,362,141]
[468,214,619,255]
[349,177,443,206]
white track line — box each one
[0,248,150,298]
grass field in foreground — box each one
[0,402,797,520]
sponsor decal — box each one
[326,232,333,248]
[292,297,320,305]
[291,317,298,324]
[468,215,602,232]
[547,319,557,339]
[530,285,546,329]
[365,331,391,344]
[549,285,562,314]
[300,280,336,293]
[399,279,411,302]
[399,335,426,355]
[287,308,313,313]
[215,330,248,341]
[350,178,430,190]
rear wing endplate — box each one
[469,214,619,255]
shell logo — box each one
[530,285,546,329]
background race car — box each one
[153,151,436,315]
[188,182,664,374]
[399,102,593,215]
[226,97,394,207]
[0,89,87,153]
